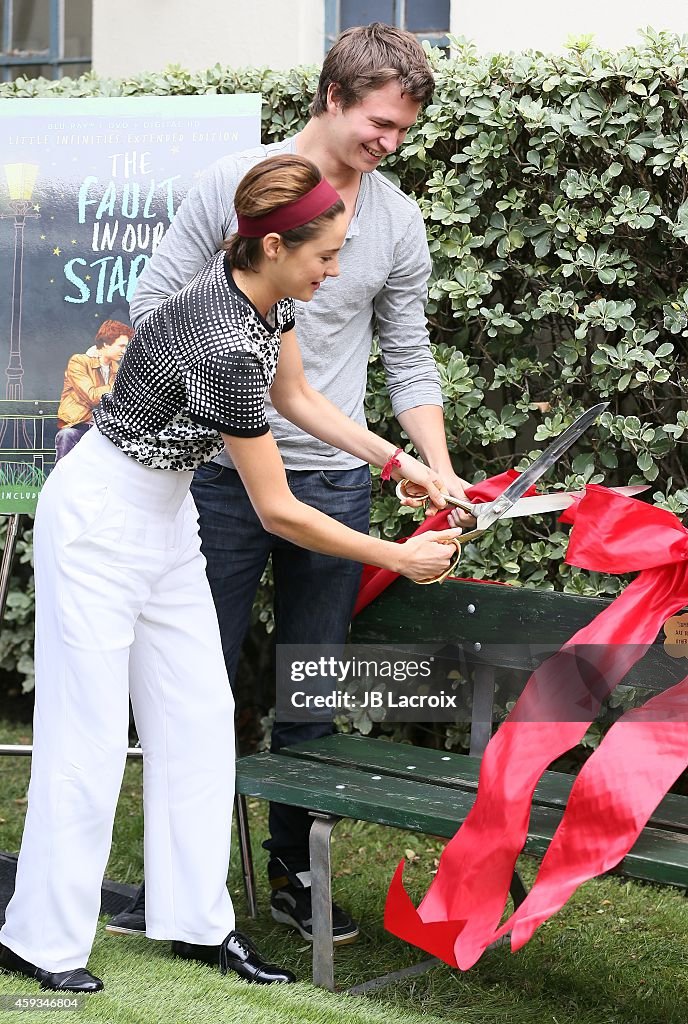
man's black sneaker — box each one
[105,882,146,935]
[269,871,359,946]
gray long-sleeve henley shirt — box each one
[129,135,442,470]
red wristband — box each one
[381,447,403,482]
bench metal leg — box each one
[347,957,440,995]
[235,794,257,919]
[509,868,528,908]
[309,812,341,991]
[485,868,529,953]
[470,664,496,757]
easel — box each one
[0,513,20,623]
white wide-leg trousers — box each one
[0,428,236,972]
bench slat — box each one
[280,735,688,834]
[352,579,686,687]
[352,579,610,648]
[237,752,479,837]
[235,753,688,888]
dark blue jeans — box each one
[191,462,371,872]
[54,422,91,462]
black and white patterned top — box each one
[94,251,295,470]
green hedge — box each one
[1,28,687,699]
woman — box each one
[0,155,459,993]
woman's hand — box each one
[394,528,463,583]
[393,452,449,510]
[394,457,475,528]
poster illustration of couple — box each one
[0,94,261,513]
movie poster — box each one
[0,94,261,513]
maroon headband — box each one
[236,177,341,238]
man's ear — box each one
[326,82,343,113]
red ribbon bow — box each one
[355,483,688,968]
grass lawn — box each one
[1,718,687,1024]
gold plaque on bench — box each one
[663,613,688,659]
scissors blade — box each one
[476,403,609,530]
[496,483,649,519]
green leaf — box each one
[624,143,646,161]
[654,342,674,358]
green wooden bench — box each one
[235,578,688,991]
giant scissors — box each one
[396,403,647,583]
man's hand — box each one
[394,458,476,528]
[393,453,450,510]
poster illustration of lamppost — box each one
[0,94,261,514]
[0,162,39,455]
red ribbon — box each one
[499,674,688,952]
[354,471,531,616]
[380,447,404,482]
[356,484,688,968]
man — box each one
[108,22,467,947]
[55,319,132,461]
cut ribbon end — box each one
[384,860,468,968]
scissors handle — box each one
[415,537,463,585]
[396,479,477,516]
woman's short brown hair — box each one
[310,22,435,117]
[224,154,345,273]
[94,319,134,348]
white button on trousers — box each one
[0,429,236,972]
